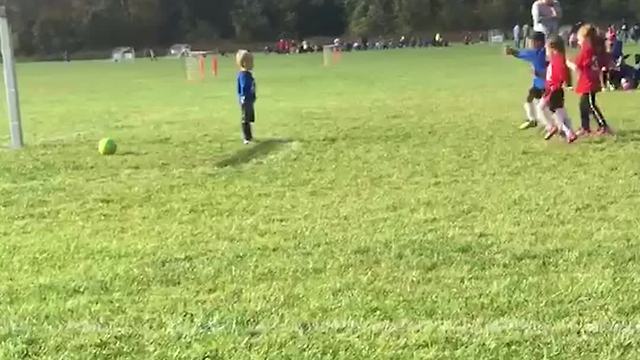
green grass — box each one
[2,45,640,359]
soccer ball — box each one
[621,78,633,91]
[98,138,117,155]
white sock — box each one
[531,99,540,121]
[554,108,574,135]
[537,101,553,129]
[524,102,536,122]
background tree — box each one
[0,0,635,55]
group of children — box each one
[507,24,614,144]
[236,24,620,145]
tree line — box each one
[1,0,638,55]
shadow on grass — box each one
[215,138,292,168]
[118,151,147,156]
[614,129,640,144]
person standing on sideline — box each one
[621,20,629,43]
[532,0,562,37]
[513,24,522,48]
[522,23,531,47]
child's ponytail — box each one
[578,24,599,48]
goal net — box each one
[488,29,505,43]
[184,51,218,81]
[185,53,206,81]
[323,45,342,66]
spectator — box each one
[464,32,472,45]
[277,39,286,54]
[399,36,407,48]
[571,21,584,35]
[522,24,531,47]
[513,24,522,48]
[301,40,311,53]
[621,19,629,43]
[607,25,617,42]
[433,33,441,46]
[610,37,624,65]
[569,32,578,48]
[532,0,562,37]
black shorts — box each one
[546,89,565,112]
[527,87,544,102]
[241,103,255,123]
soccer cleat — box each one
[544,126,558,140]
[596,126,613,136]
[576,128,592,137]
[519,120,537,130]
[567,132,578,144]
[243,139,251,145]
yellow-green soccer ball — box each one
[98,138,117,155]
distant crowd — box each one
[266,34,452,54]
[512,21,640,50]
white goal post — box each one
[0,6,23,148]
[323,45,342,66]
[185,52,205,81]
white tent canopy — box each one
[169,44,191,58]
[112,47,135,62]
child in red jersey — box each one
[595,34,613,90]
[568,24,612,136]
[540,36,577,143]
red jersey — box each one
[574,43,602,94]
[546,52,568,92]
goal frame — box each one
[0,6,23,148]
[323,45,342,67]
[488,29,505,44]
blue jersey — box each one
[237,71,256,104]
[515,48,547,90]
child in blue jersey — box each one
[505,32,549,130]
[236,50,257,144]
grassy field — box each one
[2,45,640,359]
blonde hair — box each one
[236,50,254,71]
[577,23,598,45]
[547,35,566,55]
